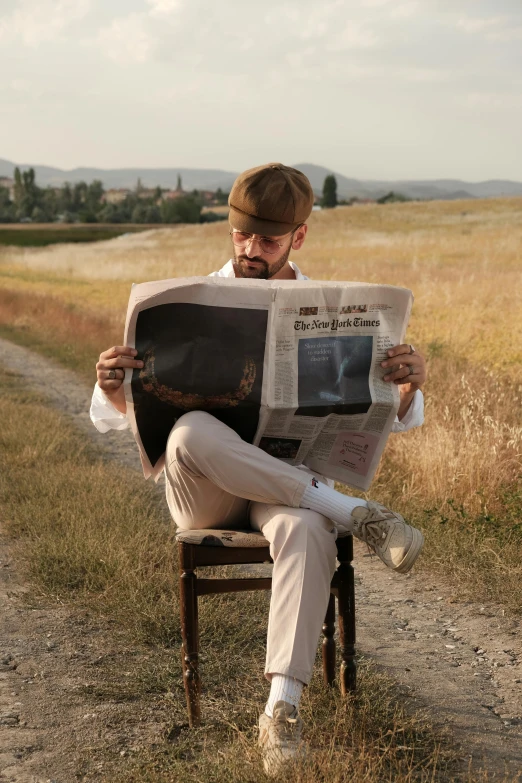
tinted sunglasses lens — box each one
[260,239,279,254]
[231,232,251,245]
[231,232,280,253]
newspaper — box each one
[123,277,413,490]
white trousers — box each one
[165,411,338,685]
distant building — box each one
[346,197,376,205]
[0,177,15,199]
[137,188,158,200]
[200,190,216,203]
[103,188,130,204]
[164,187,186,200]
[164,188,218,204]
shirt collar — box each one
[217,259,309,280]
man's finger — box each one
[384,365,412,382]
[98,379,122,391]
[386,344,412,358]
[99,345,138,361]
[104,368,125,381]
[382,352,425,369]
[394,371,420,384]
[105,357,143,369]
[381,360,402,372]
[381,355,417,370]
[96,357,143,371]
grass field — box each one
[0,370,461,782]
[1,199,521,780]
[0,223,154,247]
[1,199,521,604]
[1,198,521,612]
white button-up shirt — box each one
[90,260,424,432]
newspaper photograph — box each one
[123,277,413,491]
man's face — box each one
[231,229,296,279]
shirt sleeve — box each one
[391,389,424,433]
[89,383,129,433]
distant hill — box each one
[0,159,238,193]
[1,157,522,201]
[293,163,522,201]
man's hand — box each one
[96,345,144,414]
[381,344,427,420]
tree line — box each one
[320,175,409,207]
[0,168,410,224]
[0,168,228,224]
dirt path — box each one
[1,337,521,781]
[354,551,521,776]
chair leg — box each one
[337,538,356,694]
[322,594,336,686]
[179,564,201,727]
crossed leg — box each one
[165,411,338,684]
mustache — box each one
[237,255,268,266]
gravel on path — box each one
[1,337,141,474]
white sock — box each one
[265,674,304,718]
[300,478,368,533]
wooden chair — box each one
[176,527,356,727]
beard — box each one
[232,243,292,279]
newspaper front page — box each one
[124,277,413,490]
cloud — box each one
[485,26,522,42]
[389,2,419,19]
[146,0,182,18]
[396,67,450,83]
[262,3,380,48]
[264,1,341,37]
[97,12,155,64]
[359,0,394,7]
[95,0,184,64]
[0,0,91,46]
[466,91,522,110]
[327,20,379,49]
[358,0,418,13]
[456,13,522,40]
[456,15,508,34]
[11,79,31,92]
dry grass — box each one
[372,358,522,610]
[1,198,521,372]
[0,287,120,380]
[1,197,521,608]
[0,370,469,782]
[107,668,456,783]
[0,371,179,643]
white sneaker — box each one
[258,701,305,777]
[351,501,424,574]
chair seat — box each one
[176,528,350,549]
[175,528,269,548]
[176,527,353,549]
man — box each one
[90,163,426,776]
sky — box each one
[1,0,521,181]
